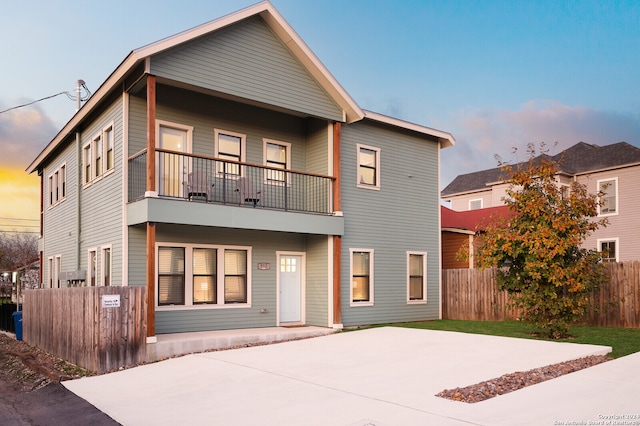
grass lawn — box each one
[380,320,640,359]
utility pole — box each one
[76,79,86,112]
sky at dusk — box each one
[1,0,639,233]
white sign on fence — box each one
[102,294,121,308]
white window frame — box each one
[47,257,53,288]
[101,245,112,286]
[597,177,618,216]
[88,248,98,287]
[214,129,246,177]
[83,142,92,185]
[48,163,67,208]
[54,255,61,288]
[356,143,381,190]
[407,251,428,304]
[156,242,252,310]
[103,123,115,174]
[468,198,483,210]
[263,139,291,185]
[350,248,374,307]
[598,238,619,262]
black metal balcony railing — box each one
[128,149,334,215]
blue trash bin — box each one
[12,311,23,341]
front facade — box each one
[28,2,454,338]
[442,142,640,262]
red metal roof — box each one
[441,205,512,232]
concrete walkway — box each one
[64,327,639,425]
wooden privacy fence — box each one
[442,261,640,328]
[23,286,147,374]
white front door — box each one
[279,254,303,323]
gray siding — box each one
[79,97,124,286]
[42,139,79,286]
[340,120,441,326]
[149,225,312,333]
[128,95,147,156]
[305,235,329,327]
[305,119,329,175]
[150,16,343,122]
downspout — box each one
[76,131,82,272]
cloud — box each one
[0,105,58,170]
[441,100,640,188]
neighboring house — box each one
[441,205,512,269]
[26,1,454,340]
[442,142,640,262]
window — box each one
[350,249,373,305]
[158,247,185,306]
[560,184,570,200]
[94,134,102,179]
[157,121,192,197]
[469,199,483,210]
[55,255,61,288]
[101,246,112,286]
[47,257,53,288]
[48,164,67,207]
[157,244,251,308]
[215,129,246,176]
[83,123,115,185]
[193,248,216,304]
[88,249,97,287]
[357,144,380,189]
[598,178,618,215]
[83,143,92,184]
[598,239,618,262]
[407,252,427,303]
[264,139,291,183]
[104,125,114,172]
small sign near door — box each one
[258,263,270,270]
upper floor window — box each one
[357,144,380,189]
[469,199,483,210]
[598,239,618,262]
[598,178,618,215]
[407,252,427,303]
[48,164,66,207]
[83,122,116,185]
[215,129,246,176]
[350,249,374,306]
[264,139,291,183]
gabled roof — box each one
[442,142,640,197]
[363,110,455,148]
[441,205,512,233]
[27,1,364,174]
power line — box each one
[0,217,39,222]
[0,92,68,114]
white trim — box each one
[597,177,619,216]
[102,121,115,175]
[356,143,381,190]
[437,144,442,319]
[349,248,374,307]
[156,242,252,310]
[363,110,455,148]
[406,251,428,304]
[47,256,54,289]
[46,162,67,208]
[214,128,246,176]
[276,251,306,326]
[54,255,61,288]
[87,247,98,287]
[101,245,112,286]
[156,120,194,196]
[597,238,619,262]
[263,138,291,185]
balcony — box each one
[127,149,343,235]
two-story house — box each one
[442,142,640,262]
[27,1,454,342]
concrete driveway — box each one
[64,327,639,425]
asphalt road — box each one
[0,377,120,426]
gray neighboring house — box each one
[442,141,640,262]
[26,1,454,340]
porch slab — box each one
[146,326,336,362]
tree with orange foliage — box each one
[473,144,608,338]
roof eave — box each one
[362,110,455,147]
